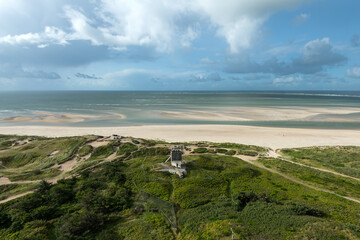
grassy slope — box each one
[0,136,359,239]
[258,157,360,200]
[281,146,360,178]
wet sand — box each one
[0,112,125,124]
[157,107,360,122]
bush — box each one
[50,183,74,205]
[131,147,170,158]
[225,150,236,156]
[31,205,58,220]
[216,148,228,154]
[78,145,93,157]
[0,140,13,150]
[234,191,272,211]
[192,148,208,153]
[89,144,115,160]
[0,211,11,229]
[290,203,325,217]
[117,143,138,156]
[238,150,258,156]
[80,189,130,214]
[17,220,51,240]
[56,211,104,239]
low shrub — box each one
[78,145,93,157]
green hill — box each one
[0,135,360,239]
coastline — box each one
[0,124,359,149]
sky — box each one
[0,0,359,91]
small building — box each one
[110,134,122,140]
[170,146,185,168]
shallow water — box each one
[0,91,360,129]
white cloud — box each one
[346,67,360,78]
[194,0,308,53]
[273,76,302,86]
[226,37,346,74]
[0,0,309,53]
[299,38,346,65]
[293,13,309,25]
[0,26,68,46]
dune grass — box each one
[281,146,360,178]
[1,136,360,239]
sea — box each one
[0,91,360,129]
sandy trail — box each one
[0,191,34,204]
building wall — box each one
[171,150,182,161]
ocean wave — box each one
[279,92,360,98]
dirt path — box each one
[267,149,282,158]
[235,154,360,204]
[0,191,34,204]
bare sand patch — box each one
[0,177,11,185]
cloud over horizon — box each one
[0,0,359,90]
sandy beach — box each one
[0,125,359,149]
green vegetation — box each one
[0,183,39,201]
[132,147,169,158]
[258,157,360,199]
[281,146,360,178]
[78,145,93,157]
[0,136,92,182]
[88,144,115,160]
[238,149,258,156]
[192,147,208,153]
[216,142,266,152]
[192,143,265,156]
[7,168,61,182]
[215,148,228,154]
[225,149,236,155]
[0,140,13,150]
[117,142,138,155]
[1,135,360,239]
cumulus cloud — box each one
[346,67,360,79]
[226,38,346,75]
[0,26,68,46]
[0,0,309,54]
[189,72,223,82]
[194,0,309,52]
[273,76,302,86]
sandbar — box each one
[157,107,360,122]
[0,112,125,124]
